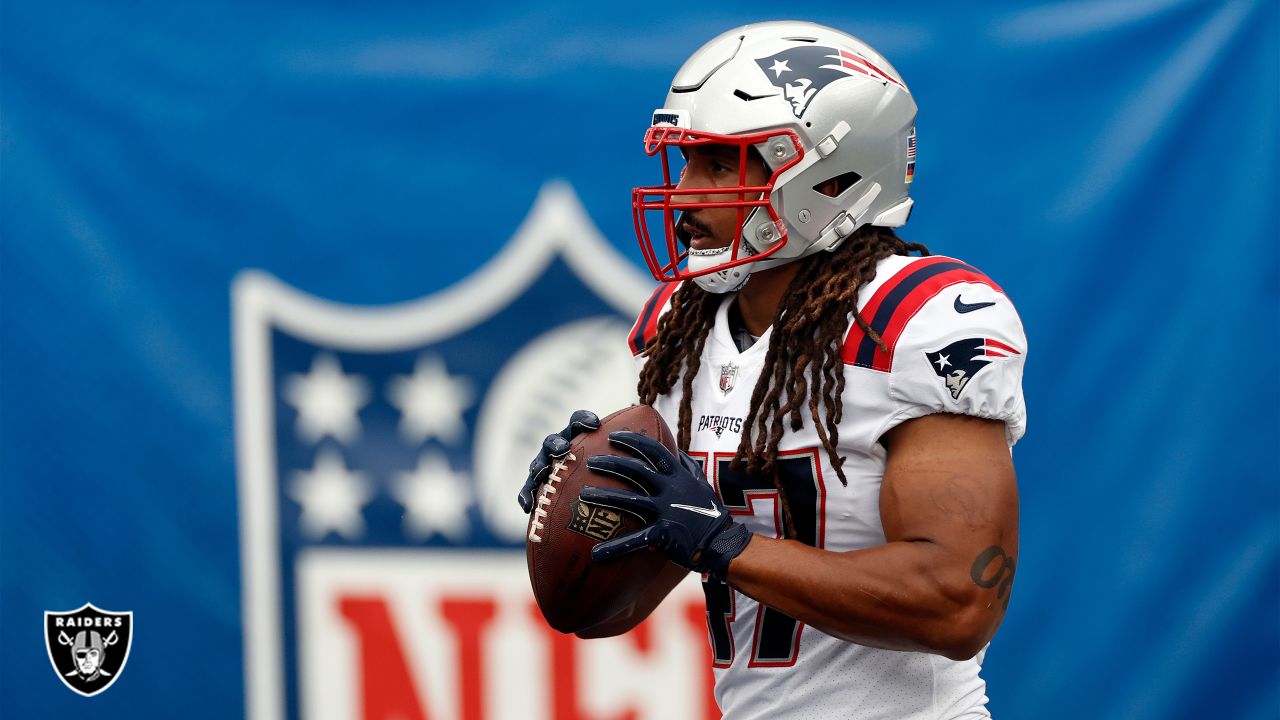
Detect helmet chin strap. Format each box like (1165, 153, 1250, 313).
(688, 231, 795, 293)
(690, 252, 753, 293)
(686, 212, 797, 294)
(684, 206, 768, 294)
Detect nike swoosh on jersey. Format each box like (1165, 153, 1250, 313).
(670, 503, 722, 518)
(954, 296, 996, 314)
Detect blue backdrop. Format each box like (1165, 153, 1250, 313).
(3, 1, 1277, 718)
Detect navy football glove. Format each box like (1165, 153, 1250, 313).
(581, 431, 752, 579)
(517, 410, 601, 513)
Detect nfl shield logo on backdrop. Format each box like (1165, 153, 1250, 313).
(44, 603, 133, 697)
(233, 182, 714, 720)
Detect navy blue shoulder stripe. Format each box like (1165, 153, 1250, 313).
(630, 285, 671, 354)
(851, 260, 990, 369)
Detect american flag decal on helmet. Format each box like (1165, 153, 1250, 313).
(906, 126, 917, 184)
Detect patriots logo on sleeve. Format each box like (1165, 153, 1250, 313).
(926, 337, 1021, 399)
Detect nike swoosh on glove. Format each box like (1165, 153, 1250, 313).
(581, 431, 752, 579)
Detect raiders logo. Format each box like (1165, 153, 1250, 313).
(44, 603, 133, 697)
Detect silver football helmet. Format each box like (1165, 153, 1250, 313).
(632, 21, 917, 293)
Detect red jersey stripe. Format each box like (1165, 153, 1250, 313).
(841, 257, 956, 365)
(843, 258, 1004, 371)
(629, 282, 680, 356)
(985, 338, 1021, 355)
(866, 268, 998, 371)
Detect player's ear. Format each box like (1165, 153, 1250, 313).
(815, 172, 857, 198)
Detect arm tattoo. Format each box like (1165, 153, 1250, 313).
(970, 545, 1016, 610)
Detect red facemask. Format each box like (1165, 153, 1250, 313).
(631, 126, 805, 283)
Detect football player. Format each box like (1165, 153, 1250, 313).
(520, 21, 1025, 719)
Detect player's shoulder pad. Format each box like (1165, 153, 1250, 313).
(628, 281, 682, 357)
(842, 255, 1021, 372)
(844, 255, 1028, 443)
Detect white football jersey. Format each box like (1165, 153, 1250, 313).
(628, 254, 1027, 720)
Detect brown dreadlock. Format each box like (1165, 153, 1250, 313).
(636, 225, 928, 538)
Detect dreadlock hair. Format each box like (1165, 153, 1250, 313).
(636, 224, 928, 539)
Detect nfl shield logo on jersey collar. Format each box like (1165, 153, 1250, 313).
(719, 362, 738, 394)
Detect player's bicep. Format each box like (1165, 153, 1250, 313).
(880, 413, 1019, 607)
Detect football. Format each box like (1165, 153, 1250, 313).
(526, 404, 675, 634)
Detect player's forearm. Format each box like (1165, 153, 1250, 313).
(725, 535, 1007, 660)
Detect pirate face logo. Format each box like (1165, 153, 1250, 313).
(72, 631, 107, 678)
(45, 603, 133, 697)
(926, 337, 1021, 400)
(755, 45, 904, 118)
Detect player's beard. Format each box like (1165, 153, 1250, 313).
(675, 212, 715, 251)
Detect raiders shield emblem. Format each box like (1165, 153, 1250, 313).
(44, 603, 133, 697)
(719, 362, 738, 394)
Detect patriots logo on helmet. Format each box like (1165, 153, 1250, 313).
(755, 45, 903, 118)
(926, 337, 1021, 400)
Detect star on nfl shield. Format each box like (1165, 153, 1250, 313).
(233, 183, 714, 720)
